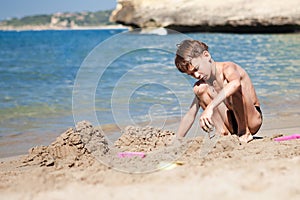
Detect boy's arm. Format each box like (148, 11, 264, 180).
(200, 63, 241, 128)
(177, 96, 200, 137)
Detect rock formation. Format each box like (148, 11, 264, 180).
(110, 0, 300, 33)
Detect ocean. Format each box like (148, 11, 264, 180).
(0, 29, 299, 157)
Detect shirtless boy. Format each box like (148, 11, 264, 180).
(175, 39, 262, 142)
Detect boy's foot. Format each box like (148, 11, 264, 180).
(239, 133, 253, 143)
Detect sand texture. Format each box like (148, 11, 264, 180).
(1, 120, 300, 200)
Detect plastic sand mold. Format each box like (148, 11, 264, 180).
(157, 161, 185, 170)
(274, 134, 300, 142)
(117, 152, 146, 158)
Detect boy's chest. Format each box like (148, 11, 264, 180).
(212, 75, 227, 92)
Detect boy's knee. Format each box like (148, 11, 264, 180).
(249, 115, 263, 134)
(193, 82, 209, 96)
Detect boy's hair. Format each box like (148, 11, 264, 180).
(175, 40, 209, 73)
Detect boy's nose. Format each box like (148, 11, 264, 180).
(194, 71, 200, 79)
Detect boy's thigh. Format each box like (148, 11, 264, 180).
(226, 109, 238, 134)
(215, 102, 236, 134)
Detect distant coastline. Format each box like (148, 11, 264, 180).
(0, 24, 129, 31)
(0, 10, 130, 31)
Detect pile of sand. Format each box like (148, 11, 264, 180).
(22, 120, 297, 173)
(111, 126, 195, 172)
(20, 121, 187, 172)
(19, 121, 213, 173)
(22, 121, 110, 169)
(114, 126, 176, 152)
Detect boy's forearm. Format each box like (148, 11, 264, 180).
(177, 114, 195, 137)
(208, 80, 241, 110)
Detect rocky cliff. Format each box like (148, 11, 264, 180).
(110, 0, 300, 33)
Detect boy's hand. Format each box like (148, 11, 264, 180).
(200, 107, 214, 132)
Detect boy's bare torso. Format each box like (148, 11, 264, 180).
(194, 61, 260, 109)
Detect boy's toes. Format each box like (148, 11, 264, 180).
(239, 133, 253, 143)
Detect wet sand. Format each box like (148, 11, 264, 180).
(0, 115, 300, 200)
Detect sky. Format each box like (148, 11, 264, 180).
(0, 0, 117, 20)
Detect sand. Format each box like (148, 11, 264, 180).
(0, 118, 300, 200)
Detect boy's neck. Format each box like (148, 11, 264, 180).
(207, 60, 217, 84)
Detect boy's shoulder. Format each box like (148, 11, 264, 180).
(219, 61, 237, 67)
(219, 61, 240, 72)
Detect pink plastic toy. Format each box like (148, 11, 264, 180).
(274, 134, 300, 142)
(117, 152, 146, 158)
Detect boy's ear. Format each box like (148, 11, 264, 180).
(203, 50, 209, 56)
(202, 50, 210, 57)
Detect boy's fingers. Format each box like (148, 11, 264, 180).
(204, 118, 213, 129)
(200, 118, 212, 132)
(207, 118, 213, 127)
(200, 117, 215, 132)
(202, 126, 209, 132)
(200, 119, 208, 132)
(200, 118, 205, 127)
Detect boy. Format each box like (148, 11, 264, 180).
(175, 40, 262, 143)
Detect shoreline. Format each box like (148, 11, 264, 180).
(0, 113, 299, 160)
(1, 125, 299, 162)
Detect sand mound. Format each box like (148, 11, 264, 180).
(213, 134, 241, 152)
(22, 121, 109, 168)
(21, 121, 182, 172)
(114, 126, 176, 152)
(20, 121, 259, 172)
(109, 126, 191, 173)
(21, 120, 242, 172)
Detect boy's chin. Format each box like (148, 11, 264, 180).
(199, 75, 207, 81)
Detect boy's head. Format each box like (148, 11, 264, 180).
(175, 40, 209, 73)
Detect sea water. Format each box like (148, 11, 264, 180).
(0, 29, 299, 157)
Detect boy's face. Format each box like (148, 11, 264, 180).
(186, 51, 211, 80)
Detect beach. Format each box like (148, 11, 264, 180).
(0, 29, 299, 200)
(0, 113, 300, 200)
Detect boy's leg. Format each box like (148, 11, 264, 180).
(231, 88, 262, 142)
(194, 83, 232, 135)
(242, 90, 262, 134)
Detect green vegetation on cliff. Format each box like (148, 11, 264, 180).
(4, 15, 52, 26)
(0, 10, 116, 28)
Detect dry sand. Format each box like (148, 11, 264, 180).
(0, 117, 300, 200)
